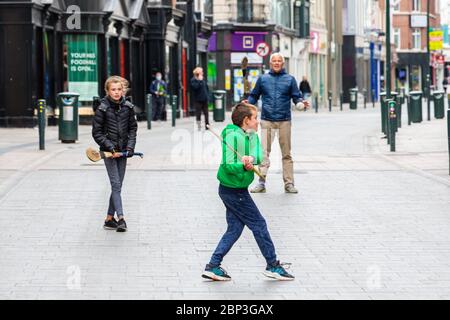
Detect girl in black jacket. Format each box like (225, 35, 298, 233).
(92, 76, 138, 232)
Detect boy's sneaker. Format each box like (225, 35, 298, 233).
(116, 218, 127, 232)
(103, 218, 118, 230)
(263, 261, 295, 281)
(250, 183, 266, 193)
(202, 264, 231, 281)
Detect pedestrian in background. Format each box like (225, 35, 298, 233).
(190, 67, 210, 131)
(149, 71, 167, 121)
(299, 76, 312, 100)
(247, 53, 309, 194)
(92, 76, 138, 232)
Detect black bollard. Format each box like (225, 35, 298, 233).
(146, 94, 152, 130)
(328, 91, 332, 112)
(38, 99, 46, 150)
(448, 106, 450, 176)
(372, 89, 375, 108)
(363, 89, 367, 109)
(315, 94, 319, 113)
(172, 95, 177, 127)
(388, 100, 397, 152)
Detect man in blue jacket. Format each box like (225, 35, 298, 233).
(247, 53, 309, 194)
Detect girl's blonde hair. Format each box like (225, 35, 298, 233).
(104, 76, 127, 93)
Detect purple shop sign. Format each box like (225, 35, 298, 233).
(208, 31, 268, 52)
(232, 32, 267, 52)
(208, 32, 217, 52)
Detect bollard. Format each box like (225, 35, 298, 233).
(407, 95, 411, 126)
(38, 99, 46, 150)
(171, 95, 177, 127)
(315, 94, 319, 113)
(388, 99, 397, 152)
(363, 89, 367, 109)
(340, 91, 343, 111)
(146, 93, 152, 130)
(372, 89, 375, 108)
(448, 106, 450, 175)
(328, 91, 332, 112)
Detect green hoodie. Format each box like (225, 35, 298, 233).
(217, 124, 264, 189)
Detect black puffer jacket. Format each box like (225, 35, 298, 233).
(92, 96, 138, 152)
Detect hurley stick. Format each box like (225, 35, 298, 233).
(206, 125, 266, 182)
(86, 147, 144, 162)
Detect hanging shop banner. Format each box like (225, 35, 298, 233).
(66, 34, 99, 101)
(429, 30, 444, 51)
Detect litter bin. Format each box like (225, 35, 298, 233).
(433, 90, 445, 119)
(409, 91, 423, 123)
(349, 88, 358, 110)
(57, 92, 80, 143)
(213, 90, 226, 122)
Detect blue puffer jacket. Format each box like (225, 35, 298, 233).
(248, 69, 303, 121)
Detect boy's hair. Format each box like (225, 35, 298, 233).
(104, 76, 125, 93)
(231, 102, 257, 127)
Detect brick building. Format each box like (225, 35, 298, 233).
(389, 0, 442, 93)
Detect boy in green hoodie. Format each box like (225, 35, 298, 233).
(202, 102, 294, 281)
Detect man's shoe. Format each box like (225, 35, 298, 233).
(250, 184, 266, 193)
(284, 184, 298, 194)
(116, 218, 127, 232)
(263, 261, 295, 281)
(202, 264, 231, 281)
(103, 218, 118, 230)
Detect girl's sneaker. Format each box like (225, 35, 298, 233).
(263, 261, 295, 281)
(103, 218, 118, 230)
(116, 218, 127, 232)
(202, 264, 232, 281)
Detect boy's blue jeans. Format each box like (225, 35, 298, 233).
(209, 184, 277, 267)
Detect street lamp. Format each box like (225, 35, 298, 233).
(386, 0, 391, 99)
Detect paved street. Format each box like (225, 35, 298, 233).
(0, 103, 449, 300)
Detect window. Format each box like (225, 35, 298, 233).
(272, 0, 291, 28)
(412, 0, 420, 12)
(412, 28, 421, 49)
(393, 28, 401, 49)
(294, 0, 310, 38)
(392, 0, 400, 11)
(237, 0, 253, 22)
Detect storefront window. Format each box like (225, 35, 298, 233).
(64, 34, 99, 102)
(410, 65, 422, 91)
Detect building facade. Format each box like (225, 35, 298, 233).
(309, 0, 328, 107)
(342, 0, 370, 102)
(326, 0, 343, 106)
(0, 0, 212, 127)
(391, 0, 441, 93)
(210, 0, 310, 109)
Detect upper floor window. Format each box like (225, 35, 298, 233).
(272, 0, 292, 28)
(393, 28, 401, 49)
(237, 0, 253, 22)
(412, 0, 421, 12)
(392, 0, 400, 11)
(412, 28, 421, 49)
